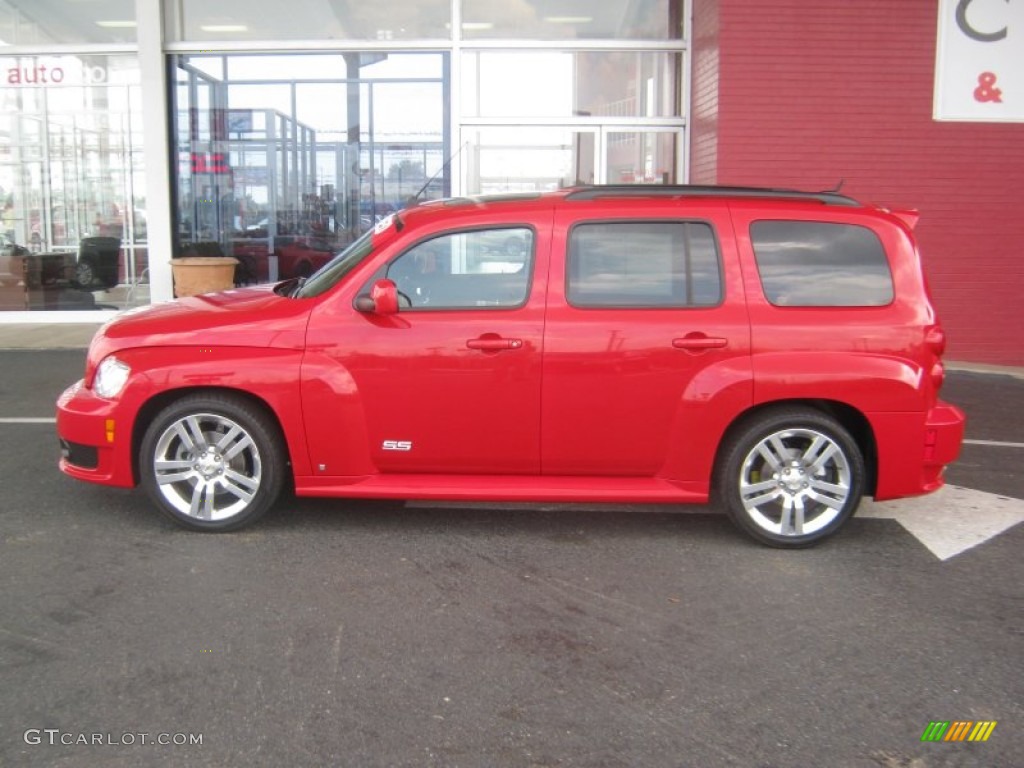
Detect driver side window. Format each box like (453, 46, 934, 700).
(386, 227, 534, 310)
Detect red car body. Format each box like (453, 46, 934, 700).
(56, 186, 964, 544)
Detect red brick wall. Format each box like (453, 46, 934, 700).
(689, 0, 720, 184)
(689, 0, 1024, 366)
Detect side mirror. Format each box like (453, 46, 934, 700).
(355, 278, 399, 315)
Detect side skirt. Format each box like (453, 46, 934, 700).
(293, 474, 709, 505)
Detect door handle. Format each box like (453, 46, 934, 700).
(672, 335, 728, 351)
(466, 336, 524, 351)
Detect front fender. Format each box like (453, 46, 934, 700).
(116, 346, 311, 478)
(297, 352, 377, 478)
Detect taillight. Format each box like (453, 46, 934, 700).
(925, 326, 947, 391)
(925, 326, 946, 356)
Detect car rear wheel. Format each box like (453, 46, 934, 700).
(716, 408, 865, 547)
(140, 393, 285, 532)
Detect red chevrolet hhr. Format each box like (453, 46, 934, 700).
(56, 186, 965, 546)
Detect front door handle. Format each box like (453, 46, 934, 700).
(466, 336, 524, 351)
(672, 335, 728, 351)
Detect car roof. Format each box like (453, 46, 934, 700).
(392, 184, 878, 233)
(406, 184, 862, 212)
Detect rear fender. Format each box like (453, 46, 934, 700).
(660, 356, 754, 485)
(753, 352, 926, 412)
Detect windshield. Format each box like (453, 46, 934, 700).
(294, 229, 376, 298)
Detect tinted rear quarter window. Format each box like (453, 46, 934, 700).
(750, 220, 893, 306)
(567, 221, 722, 308)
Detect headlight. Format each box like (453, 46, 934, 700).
(93, 357, 131, 399)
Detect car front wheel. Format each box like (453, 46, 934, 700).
(716, 408, 865, 547)
(140, 393, 286, 532)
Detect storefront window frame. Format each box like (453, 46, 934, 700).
(0, 0, 690, 321)
(0, 0, 139, 47)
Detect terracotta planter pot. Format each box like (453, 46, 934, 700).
(171, 257, 239, 297)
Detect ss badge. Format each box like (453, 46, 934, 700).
(382, 440, 413, 452)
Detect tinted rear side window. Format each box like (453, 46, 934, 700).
(567, 221, 722, 308)
(750, 221, 893, 306)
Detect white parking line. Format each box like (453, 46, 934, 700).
(860, 486, 1024, 560)
(964, 439, 1024, 448)
(0, 418, 56, 424)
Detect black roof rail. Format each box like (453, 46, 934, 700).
(564, 184, 861, 207)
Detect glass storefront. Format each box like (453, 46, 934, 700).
(460, 0, 682, 40)
(0, 54, 148, 310)
(0, 0, 137, 45)
(0, 0, 687, 313)
(167, 0, 452, 41)
(172, 52, 448, 283)
(461, 48, 683, 191)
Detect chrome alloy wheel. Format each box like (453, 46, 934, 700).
(738, 428, 852, 537)
(152, 412, 263, 521)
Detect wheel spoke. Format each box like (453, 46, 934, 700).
(222, 432, 256, 462)
(174, 417, 207, 455)
(756, 438, 787, 471)
(791, 496, 805, 535)
(156, 469, 196, 485)
(779, 496, 806, 536)
(808, 488, 847, 511)
(741, 479, 779, 509)
(800, 435, 829, 465)
(189, 483, 211, 519)
(215, 424, 244, 453)
(742, 478, 778, 497)
(744, 489, 780, 508)
(186, 416, 209, 449)
(778, 496, 794, 534)
(221, 470, 258, 503)
(809, 478, 848, 498)
(155, 459, 194, 471)
(808, 443, 839, 474)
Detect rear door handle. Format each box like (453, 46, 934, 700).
(466, 336, 523, 351)
(672, 335, 728, 351)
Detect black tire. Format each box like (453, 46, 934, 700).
(139, 393, 286, 532)
(74, 258, 96, 289)
(715, 407, 865, 548)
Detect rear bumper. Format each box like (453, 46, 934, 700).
(56, 379, 136, 488)
(872, 401, 966, 501)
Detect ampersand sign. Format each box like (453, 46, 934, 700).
(973, 71, 1003, 103)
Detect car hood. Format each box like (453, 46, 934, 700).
(86, 285, 311, 378)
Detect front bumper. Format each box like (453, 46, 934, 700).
(56, 379, 137, 488)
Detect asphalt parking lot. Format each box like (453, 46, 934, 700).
(1, 350, 1021, 767)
